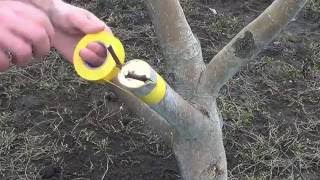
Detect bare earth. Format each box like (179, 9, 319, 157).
(0, 0, 319, 179)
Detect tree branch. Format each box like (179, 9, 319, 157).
(107, 81, 176, 144)
(196, 0, 308, 97)
(144, 0, 206, 99)
(116, 59, 227, 179)
(116, 59, 210, 139)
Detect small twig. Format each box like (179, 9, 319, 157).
(101, 158, 109, 180)
(107, 46, 122, 69)
(125, 71, 151, 82)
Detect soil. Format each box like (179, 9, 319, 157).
(0, 0, 319, 179)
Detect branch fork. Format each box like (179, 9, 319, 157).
(102, 0, 309, 179)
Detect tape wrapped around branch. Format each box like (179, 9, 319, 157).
(117, 59, 209, 138)
(117, 59, 167, 105)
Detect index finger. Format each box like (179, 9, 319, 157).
(68, 9, 107, 34)
(14, 3, 55, 46)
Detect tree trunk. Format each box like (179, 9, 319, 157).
(196, 0, 308, 97)
(144, 0, 206, 99)
(95, 0, 309, 179)
(115, 59, 227, 180)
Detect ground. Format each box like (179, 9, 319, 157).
(0, 0, 319, 179)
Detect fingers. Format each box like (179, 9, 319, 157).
(13, 1, 55, 44)
(80, 48, 106, 67)
(0, 51, 10, 72)
(80, 42, 108, 67)
(52, 27, 82, 64)
(87, 42, 108, 58)
(23, 12, 55, 45)
(104, 26, 113, 35)
(0, 1, 55, 71)
(11, 22, 51, 58)
(48, 1, 113, 65)
(68, 9, 106, 34)
(0, 29, 32, 66)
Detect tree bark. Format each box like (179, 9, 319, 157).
(173, 102, 226, 180)
(99, 0, 308, 180)
(144, 0, 206, 99)
(116, 59, 211, 138)
(116, 59, 227, 180)
(196, 0, 309, 97)
(107, 82, 176, 144)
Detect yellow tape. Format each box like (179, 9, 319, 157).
(140, 74, 166, 105)
(73, 32, 166, 105)
(73, 31, 125, 81)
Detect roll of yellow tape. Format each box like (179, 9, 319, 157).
(73, 31, 125, 82)
(140, 73, 166, 105)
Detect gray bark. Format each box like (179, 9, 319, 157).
(99, 0, 309, 180)
(116, 60, 227, 180)
(196, 0, 309, 97)
(107, 81, 176, 144)
(144, 0, 206, 99)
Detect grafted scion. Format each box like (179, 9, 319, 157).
(124, 71, 151, 82)
(107, 45, 122, 68)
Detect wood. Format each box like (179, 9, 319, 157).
(101, 0, 308, 179)
(107, 82, 176, 145)
(117, 60, 227, 179)
(196, 0, 308, 97)
(144, 0, 206, 98)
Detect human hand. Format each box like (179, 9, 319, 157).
(50, 1, 109, 66)
(0, 1, 54, 71)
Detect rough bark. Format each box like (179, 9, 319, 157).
(144, 0, 206, 99)
(143, 0, 228, 179)
(196, 0, 309, 97)
(173, 101, 226, 180)
(116, 60, 227, 180)
(107, 82, 176, 144)
(112, 88, 227, 180)
(98, 0, 308, 180)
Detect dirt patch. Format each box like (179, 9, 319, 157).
(1, 0, 320, 179)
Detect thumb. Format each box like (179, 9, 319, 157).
(53, 28, 81, 63)
(53, 27, 113, 64)
(68, 10, 106, 34)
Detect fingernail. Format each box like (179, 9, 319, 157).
(98, 20, 106, 27)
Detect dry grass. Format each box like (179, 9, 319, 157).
(0, 0, 319, 179)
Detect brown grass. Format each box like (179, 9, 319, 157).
(0, 0, 319, 179)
